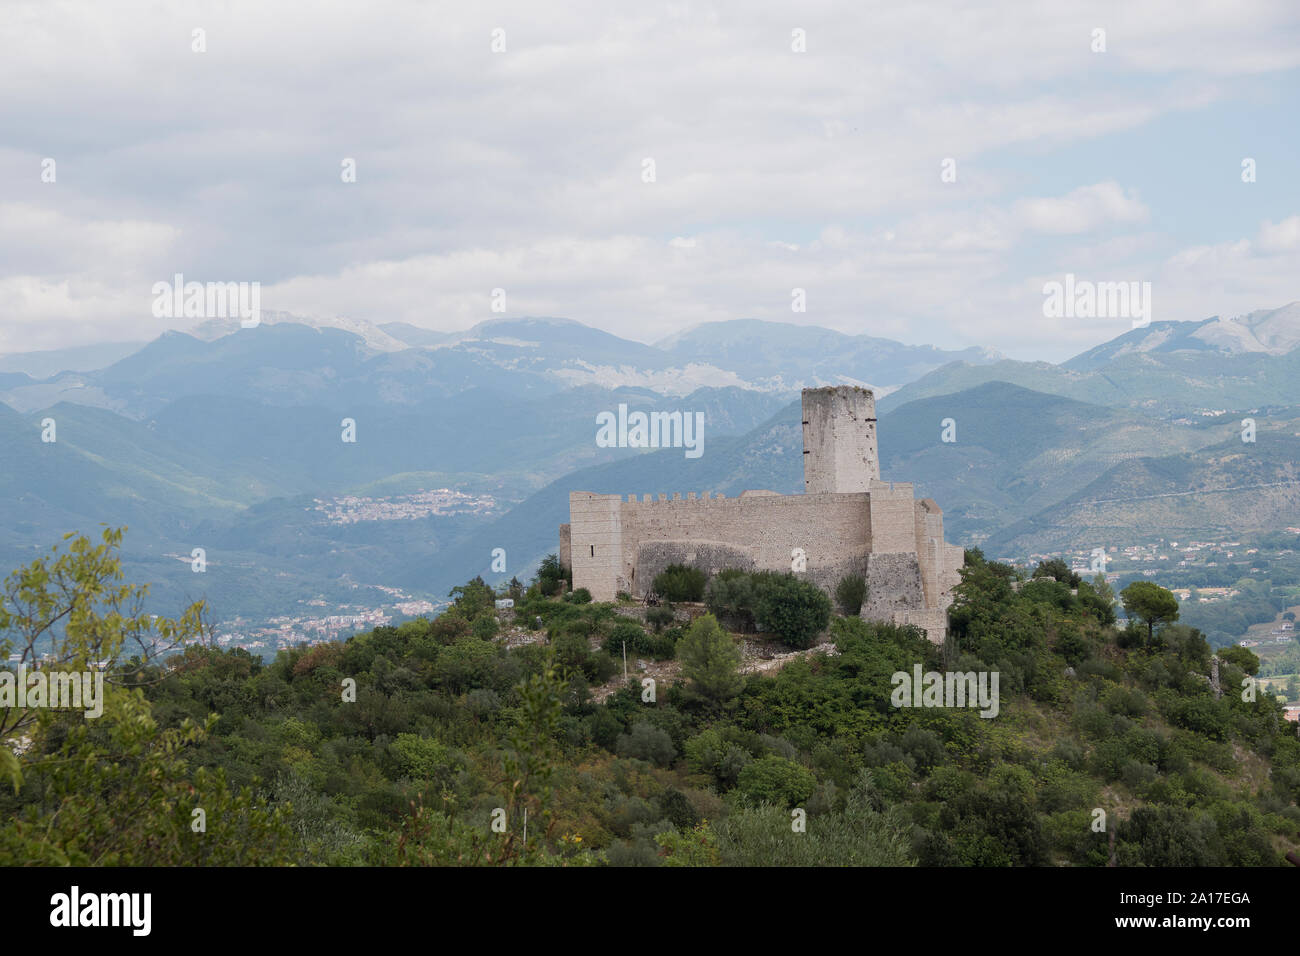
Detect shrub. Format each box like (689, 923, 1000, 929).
(471, 615, 499, 640)
(705, 569, 757, 632)
(563, 587, 592, 605)
(753, 573, 831, 648)
(653, 564, 707, 603)
(736, 755, 817, 808)
(834, 575, 867, 616)
(645, 606, 676, 632)
(616, 721, 677, 767)
(602, 620, 678, 660)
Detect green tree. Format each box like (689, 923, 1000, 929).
(536, 554, 570, 596)
(0, 530, 291, 864)
(1119, 581, 1180, 646)
(1217, 645, 1260, 676)
(678, 613, 743, 704)
(0, 711, 295, 865)
(1032, 557, 1081, 589)
(754, 573, 831, 648)
(448, 575, 495, 618)
(0, 528, 206, 791)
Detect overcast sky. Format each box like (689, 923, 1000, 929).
(2, 0, 1298, 361)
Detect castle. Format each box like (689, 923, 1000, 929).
(558, 386, 964, 643)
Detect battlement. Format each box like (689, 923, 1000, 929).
(571, 489, 880, 511)
(623, 491, 729, 503)
(573, 484, 915, 508)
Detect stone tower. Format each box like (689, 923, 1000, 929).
(801, 386, 879, 494)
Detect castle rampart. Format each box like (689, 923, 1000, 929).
(560, 386, 962, 643)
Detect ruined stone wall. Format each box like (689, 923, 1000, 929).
(802, 386, 879, 493)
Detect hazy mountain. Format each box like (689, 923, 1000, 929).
(0, 341, 146, 378)
(189, 310, 410, 352)
(4, 306, 1298, 626)
(3, 315, 1014, 418)
(657, 318, 1001, 391)
(1065, 302, 1300, 370)
(987, 410, 1300, 555)
(378, 322, 455, 347)
(882, 342, 1300, 418)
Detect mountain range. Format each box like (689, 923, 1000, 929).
(1, 303, 1297, 630)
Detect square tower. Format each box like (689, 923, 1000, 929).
(802, 386, 879, 493)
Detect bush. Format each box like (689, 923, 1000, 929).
(653, 564, 707, 603)
(736, 755, 817, 808)
(645, 606, 676, 632)
(834, 575, 867, 616)
(705, 569, 757, 632)
(753, 573, 831, 648)
(602, 620, 678, 660)
(616, 721, 677, 766)
(563, 587, 592, 605)
(537, 554, 571, 596)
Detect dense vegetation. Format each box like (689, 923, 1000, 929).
(2, 533, 1298, 866)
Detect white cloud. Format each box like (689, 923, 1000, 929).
(0, 0, 1296, 361)
(1012, 182, 1149, 235)
(1257, 216, 1300, 253)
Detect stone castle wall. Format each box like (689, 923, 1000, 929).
(562, 386, 962, 643)
(567, 489, 875, 601)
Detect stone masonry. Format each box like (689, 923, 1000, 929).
(559, 385, 963, 643)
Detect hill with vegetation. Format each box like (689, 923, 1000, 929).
(2, 531, 1296, 866)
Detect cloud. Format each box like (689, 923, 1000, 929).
(1257, 216, 1300, 253)
(1012, 182, 1149, 235)
(0, 0, 1297, 361)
